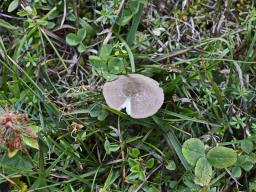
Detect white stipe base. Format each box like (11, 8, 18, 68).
(118, 97, 131, 115)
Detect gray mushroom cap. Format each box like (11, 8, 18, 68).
(103, 74, 164, 119)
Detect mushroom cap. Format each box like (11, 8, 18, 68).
(103, 74, 164, 119)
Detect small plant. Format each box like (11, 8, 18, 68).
(66, 28, 87, 53)
(89, 43, 127, 80)
(182, 138, 237, 188)
(95, 1, 117, 25)
(230, 115, 247, 130)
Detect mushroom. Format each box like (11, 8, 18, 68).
(103, 74, 164, 119)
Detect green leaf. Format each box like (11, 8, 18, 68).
(104, 139, 120, 154)
(66, 33, 81, 46)
(8, 149, 19, 158)
(0, 19, 17, 30)
(146, 158, 155, 169)
(77, 43, 86, 53)
(102, 73, 117, 81)
(147, 186, 160, 192)
(89, 55, 108, 72)
(77, 28, 87, 40)
(8, 0, 19, 12)
(182, 138, 205, 166)
(47, 21, 56, 29)
(241, 139, 254, 154)
(126, 172, 139, 181)
(231, 166, 242, 178)
(241, 162, 254, 171)
(8, 82, 20, 97)
(130, 164, 140, 172)
(237, 155, 254, 171)
(117, 10, 134, 26)
(17, 6, 33, 16)
(29, 125, 42, 133)
(102, 168, 113, 190)
(0, 153, 33, 172)
(79, 19, 95, 36)
(22, 135, 39, 149)
(129, 148, 140, 158)
(194, 157, 212, 187)
(47, 9, 58, 20)
(249, 181, 256, 192)
(104, 139, 111, 154)
(128, 0, 141, 14)
(249, 153, 256, 164)
(108, 57, 125, 74)
(89, 105, 108, 121)
(99, 44, 113, 58)
(166, 160, 176, 171)
(138, 171, 146, 181)
(128, 158, 140, 167)
(30, 178, 49, 190)
(207, 146, 237, 168)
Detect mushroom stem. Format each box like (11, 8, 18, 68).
(119, 97, 131, 115)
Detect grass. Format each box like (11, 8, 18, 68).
(0, 0, 256, 191)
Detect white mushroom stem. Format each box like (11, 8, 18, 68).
(118, 97, 131, 115)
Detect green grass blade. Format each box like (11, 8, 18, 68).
(127, 3, 144, 46)
(119, 37, 135, 73)
(153, 116, 190, 170)
(0, 37, 8, 92)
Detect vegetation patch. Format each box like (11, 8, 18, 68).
(0, 0, 256, 191)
